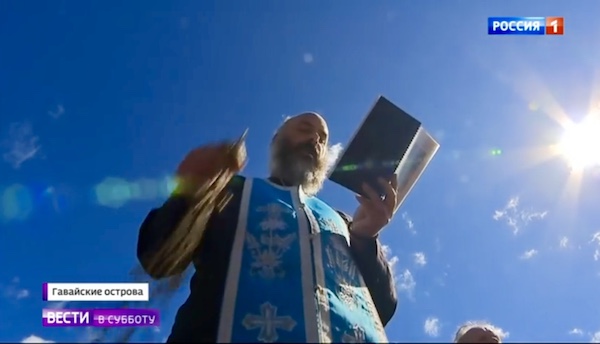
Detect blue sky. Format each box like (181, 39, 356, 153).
(1, 0, 600, 342)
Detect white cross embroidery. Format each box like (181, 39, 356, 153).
(326, 238, 358, 280)
(246, 203, 297, 279)
(325, 237, 361, 309)
(242, 302, 297, 343)
(257, 203, 292, 231)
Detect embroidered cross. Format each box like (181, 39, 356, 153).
(257, 203, 292, 231)
(326, 238, 358, 281)
(246, 203, 297, 279)
(242, 302, 297, 343)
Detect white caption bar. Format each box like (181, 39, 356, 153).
(43, 283, 149, 302)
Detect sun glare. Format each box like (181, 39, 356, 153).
(557, 115, 600, 170)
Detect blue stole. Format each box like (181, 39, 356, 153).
(216, 178, 389, 343)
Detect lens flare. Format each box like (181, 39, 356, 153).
(94, 177, 132, 209)
(1, 184, 33, 222)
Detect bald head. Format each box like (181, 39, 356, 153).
(455, 323, 503, 343)
(277, 112, 328, 145)
(270, 112, 331, 195)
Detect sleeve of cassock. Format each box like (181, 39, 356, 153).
(336, 210, 398, 327)
(136, 176, 245, 279)
(136, 195, 193, 279)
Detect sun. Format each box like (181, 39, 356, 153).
(557, 115, 600, 170)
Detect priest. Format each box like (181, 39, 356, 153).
(137, 112, 399, 342)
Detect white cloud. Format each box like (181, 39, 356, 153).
(520, 249, 538, 260)
(591, 232, 600, 261)
(1, 277, 30, 300)
(568, 328, 583, 335)
(401, 212, 416, 233)
(424, 317, 440, 337)
(2, 122, 41, 169)
(15, 289, 29, 298)
(592, 232, 600, 244)
(397, 269, 416, 299)
(21, 335, 54, 343)
(381, 245, 399, 273)
(414, 252, 427, 267)
(592, 331, 600, 343)
(48, 104, 65, 119)
(303, 53, 314, 64)
(560, 236, 569, 248)
(493, 196, 548, 234)
(382, 245, 415, 299)
(435, 271, 449, 287)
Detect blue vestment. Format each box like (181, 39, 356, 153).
(216, 178, 389, 343)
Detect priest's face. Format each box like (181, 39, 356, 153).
(270, 112, 330, 196)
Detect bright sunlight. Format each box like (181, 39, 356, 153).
(557, 114, 600, 170)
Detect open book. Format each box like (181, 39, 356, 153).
(328, 96, 440, 209)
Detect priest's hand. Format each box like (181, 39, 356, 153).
(351, 176, 399, 238)
(175, 142, 246, 197)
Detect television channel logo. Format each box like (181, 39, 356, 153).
(488, 17, 564, 35)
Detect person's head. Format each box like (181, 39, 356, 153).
(269, 112, 331, 196)
(454, 321, 505, 343)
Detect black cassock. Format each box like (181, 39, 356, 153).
(136, 176, 398, 342)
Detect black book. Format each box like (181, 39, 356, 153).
(328, 96, 439, 209)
